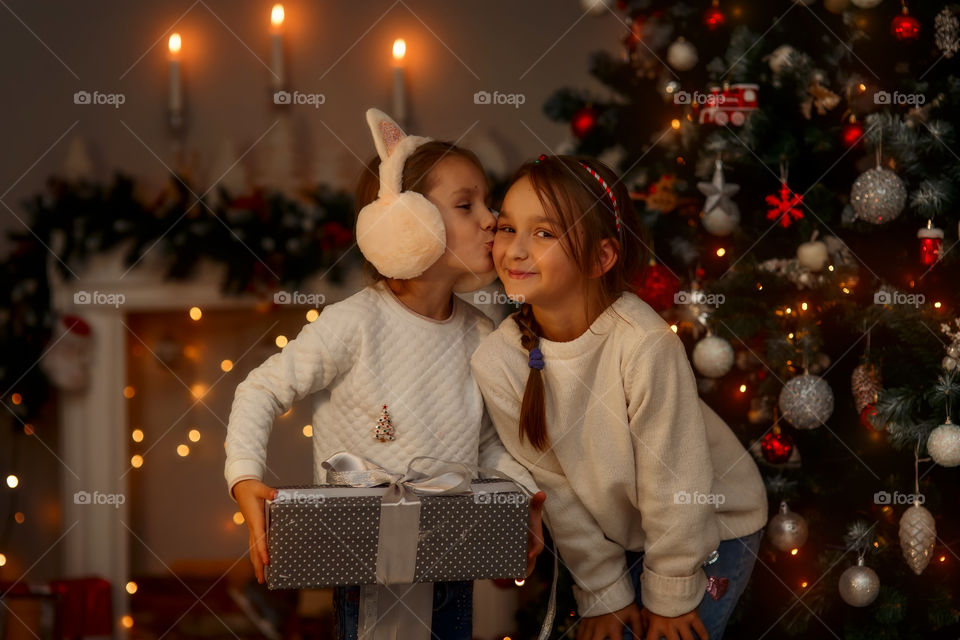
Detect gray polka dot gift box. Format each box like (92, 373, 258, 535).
(264, 453, 530, 590)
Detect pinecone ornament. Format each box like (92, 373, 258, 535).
(374, 404, 395, 442)
(899, 503, 936, 575)
(851, 363, 882, 413)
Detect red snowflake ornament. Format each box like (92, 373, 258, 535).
(765, 181, 804, 228)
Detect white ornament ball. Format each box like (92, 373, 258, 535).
(838, 557, 880, 607)
(693, 335, 735, 378)
(851, 167, 907, 224)
(768, 501, 809, 552)
(797, 239, 829, 271)
(667, 38, 698, 71)
(768, 45, 797, 74)
(701, 206, 740, 236)
(927, 419, 960, 467)
(779, 373, 834, 429)
(580, 0, 612, 15)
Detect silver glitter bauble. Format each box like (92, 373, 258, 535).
(851, 167, 907, 224)
(693, 335, 735, 378)
(779, 373, 834, 430)
(899, 503, 936, 575)
(838, 556, 880, 607)
(768, 500, 809, 552)
(927, 418, 960, 467)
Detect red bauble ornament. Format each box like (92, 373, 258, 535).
(842, 118, 865, 148)
(891, 8, 920, 41)
(571, 106, 598, 139)
(917, 221, 944, 266)
(703, 1, 725, 30)
(631, 263, 680, 312)
(761, 429, 794, 464)
(860, 404, 882, 431)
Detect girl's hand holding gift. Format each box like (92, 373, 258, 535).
(232, 479, 278, 584)
(576, 603, 644, 640)
(640, 606, 709, 640)
(526, 490, 547, 576)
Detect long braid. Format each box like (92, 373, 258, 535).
(514, 303, 549, 450)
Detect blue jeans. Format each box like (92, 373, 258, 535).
(333, 581, 473, 640)
(622, 529, 763, 640)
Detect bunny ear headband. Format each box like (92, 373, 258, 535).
(356, 108, 496, 293)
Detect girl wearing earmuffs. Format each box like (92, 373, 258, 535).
(224, 109, 546, 640)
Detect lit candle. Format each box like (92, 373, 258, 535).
(168, 33, 183, 128)
(270, 4, 285, 90)
(392, 38, 406, 125)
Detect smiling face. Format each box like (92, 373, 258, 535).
(493, 175, 587, 310)
(424, 155, 497, 279)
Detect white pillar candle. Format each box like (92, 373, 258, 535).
(168, 33, 183, 126)
(392, 38, 406, 125)
(270, 4, 285, 90)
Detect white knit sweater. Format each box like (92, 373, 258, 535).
(224, 280, 537, 498)
(471, 292, 768, 618)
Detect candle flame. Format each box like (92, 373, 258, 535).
(271, 4, 285, 27)
(168, 33, 182, 55)
(392, 38, 406, 61)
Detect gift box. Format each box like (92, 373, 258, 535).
(264, 459, 530, 590)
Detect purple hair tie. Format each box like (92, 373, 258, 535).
(528, 347, 545, 370)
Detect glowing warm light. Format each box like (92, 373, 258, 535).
(934, 302, 942, 309)
(739, 384, 747, 393)
(14, 512, 24, 524)
(121, 615, 134, 629)
(233, 512, 245, 525)
(790, 548, 799, 556)
(126, 581, 138, 595)
(514, 579, 525, 587)
(785, 307, 792, 315)
(183, 345, 200, 360)
(191, 384, 208, 399)
(132, 429, 144, 443)
(131, 455, 144, 468)
(123, 386, 136, 399)
(842, 287, 851, 294)
(828, 265, 835, 271)
(271, 4, 285, 27)
(788, 333, 794, 340)
(168, 33, 181, 55)
(221, 359, 234, 372)
(392, 38, 406, 61)
(671, 119, 681, 130)
(940, 555, 947, 562)
(189, 429, 201, 442)
(800, 581, 808, 588)
(306, 309, 320, 322)
(716, 248, 726, 257)
(0, 554, 6, 567)
(6, 475, 19, 488)
(11, 393, 22, 405)
(858, 83, 866, 92)
(801, 302, 808, 311)
(177, 444, 190, 457)
(276, 335, 288, 348)
(189, 307, 202, 321)
(23, 424, 34, 436)
(303, 424, 313, 437)
(670, 324, 678, 333)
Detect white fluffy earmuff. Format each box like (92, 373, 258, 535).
(356, 109, 445, 280)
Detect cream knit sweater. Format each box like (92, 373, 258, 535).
(224, 280, 537, 499)
(471, 292, 767, 618)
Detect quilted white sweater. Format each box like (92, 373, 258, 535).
(471, 292, 768, 618)
(224, 280, 537, 498)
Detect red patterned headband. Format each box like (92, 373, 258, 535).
(577, 161, 621, 232)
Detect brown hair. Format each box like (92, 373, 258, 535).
(353, 140, 486, 283)
(511, 155, 649, 450)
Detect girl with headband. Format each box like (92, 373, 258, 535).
(471, 155, 767, 640)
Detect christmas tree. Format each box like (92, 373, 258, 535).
(519, 1, 960, 637)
